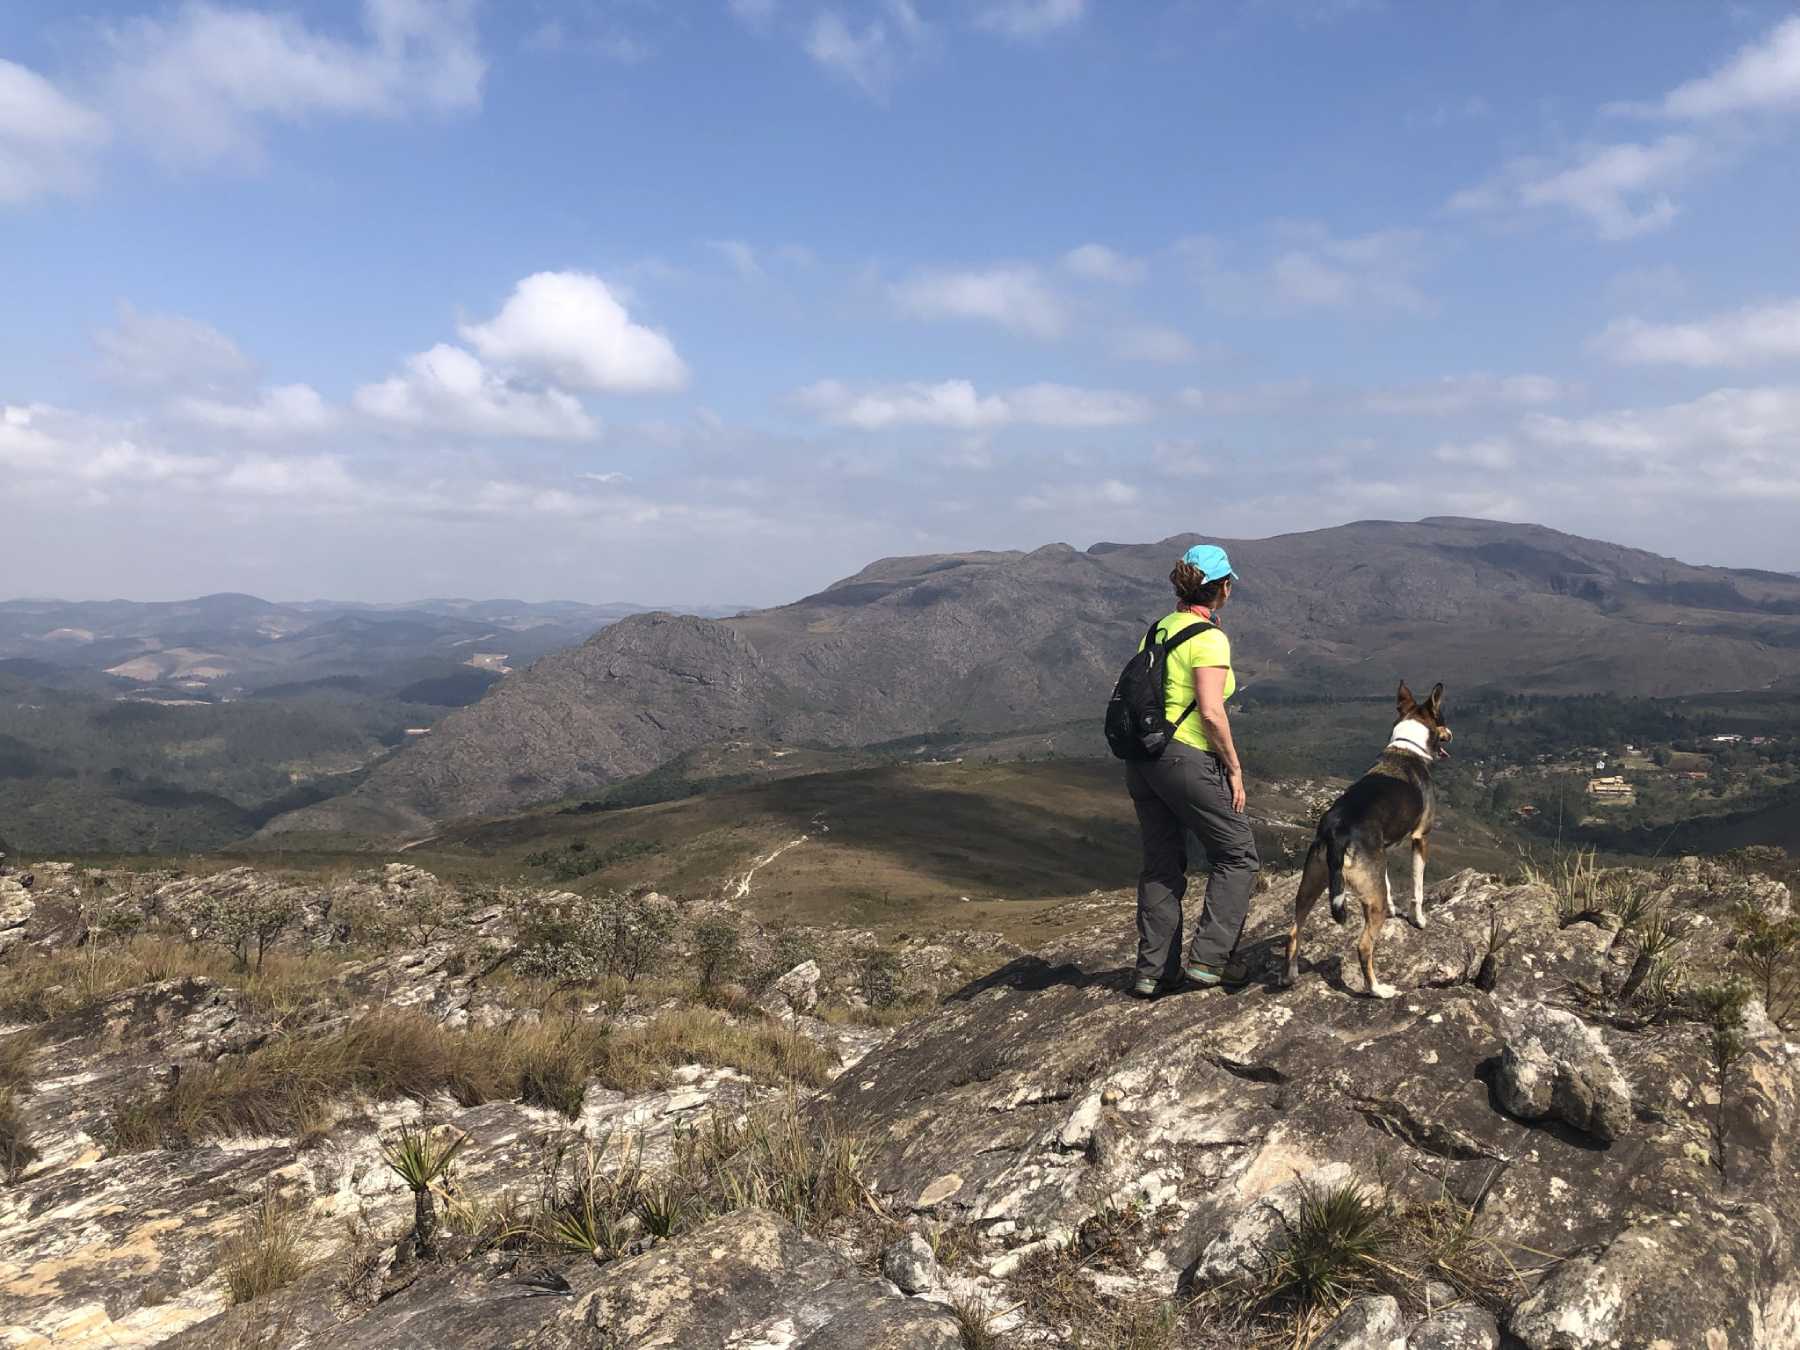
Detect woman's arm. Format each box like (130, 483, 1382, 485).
(1193, 665, 1245, 813)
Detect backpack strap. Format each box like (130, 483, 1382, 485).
(1158, 619, 1217, 732)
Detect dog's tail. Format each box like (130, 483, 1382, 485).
(1325, 825, 1352, 925)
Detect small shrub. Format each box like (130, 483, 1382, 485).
(953, 1293, 1002, 1350)
(1617, 905, 1689, 1006)
(692, 917, 741, 989)
(170, 886, 304, 973)
(752, 929, 820, 994)
(1729, 898, 1800, 1031)
(1, 1088, 38, 1182)
(1693, 980, 1752, 1184)
(381, 1122, 471, 1260)
(859, 950, 904, 1010)
(0, 1030, 38, 1092)
(1254, 1180, 1394, 1318)
(526, 839, 662, 882)
(515, 889, 677, 986)
(219, 1192, 308, 1304)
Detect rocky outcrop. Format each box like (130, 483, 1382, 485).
(819, 868, 1800, 1346)
(6, 860, 1800, 1347)
(1493, 1000, 1633, 1141)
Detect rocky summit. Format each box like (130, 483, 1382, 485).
(1, 855, 1798, 1347)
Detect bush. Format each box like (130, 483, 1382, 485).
(515, 889, 677, 986)
(524, 839, 662, 883)
(1, 1088, 37, 1182)
(859, 950, 904, 1010)
(692, 917, 741, 989)
(170, 886, 304, 973)
(219, 1192, 308, 1304)
(1730, 899, 1800, 1031)
(104, 1006, 834, 1151)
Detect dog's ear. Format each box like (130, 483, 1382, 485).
(1426, 683, 1444, 716)
(1397, 680, 1416, 715)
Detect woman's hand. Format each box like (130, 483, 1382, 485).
(1227, 764, 1247, 814)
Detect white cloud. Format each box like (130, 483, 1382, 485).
(1432, 438, 1517, 471)
(1112, 326, 1203, 365)
(728, 0, 780, 30)
(102, 0, 485, 166)
(1017, 478, 1139, 512)
(1358, 373, 1566, 415)
(219, 454, 360, 499)
(890, 265, 1069, 338)
(459, 271, 689, 394)
(1523, 385, 1800, 461)
(95, 302, 258, 393)
(1592, 299, 1800, 368)
(796, 379, 1152, 429)
(1268, 225, 1432, 312)
(1178, 379, 1320, 415)
(1062, 243, 1146, 284)
(1655, 15, 1800, 120)
(709, 239, 763, 281)
(1455, 17, 1800, 241)
(0, 58, 110, 205)
(805, 2, 928, 96)
(354, 343, 598, 439)
(1453, 135, 1704, 240)
(976, 0, 1087, 40)
(171, 384, 338, 436)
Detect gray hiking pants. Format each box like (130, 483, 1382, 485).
(1126, 741, 1261, 982)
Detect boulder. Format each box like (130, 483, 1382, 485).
(879, 1230, 941, 1294)
(1314, 1294, 1407, 1350)
(1190, 1164, 1355, 1288)
(0, 880, 32, 956)
(575, 1209, 961, 1349)
(1409, 1304, 1500, 1350)
(1493, 1001, 1632, 1142)
(761, 959, 823, 1017)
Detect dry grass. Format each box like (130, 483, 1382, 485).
(1191, 1181, 1513, 1346)
(0, 937, 355, 1024)
(107, 1005, 836, 1151)
(514, 1099, 870, 1263)
(1, 1088, 38, 1182)
(0, 1029, 39, 1092)
(218, 1192, 309, 1304)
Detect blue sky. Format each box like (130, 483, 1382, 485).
(4, 0, 1800, 604)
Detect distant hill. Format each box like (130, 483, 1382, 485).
(261, 517, 1800, 841)
(0, 594, 742, 702)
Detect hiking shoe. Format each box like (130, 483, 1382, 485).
(1183, 958, 1251, 989)
(1129, 975, 1187, 999)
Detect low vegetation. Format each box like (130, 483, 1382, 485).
(381, 1122, 470, 1261)
(218, 1192, 309, 1305)
(105, 1006, 834, 1151)
(513, 888, 677, 986)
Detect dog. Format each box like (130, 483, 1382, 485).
(1282, 680, 1452, 999)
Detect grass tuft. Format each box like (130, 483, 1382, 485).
(106, 1006, 834, 1151)
(1, 1088, 38, 1182)
(219, 1192, 309, 1305)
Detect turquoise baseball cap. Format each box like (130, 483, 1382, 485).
(1181, 543, 1237, 581)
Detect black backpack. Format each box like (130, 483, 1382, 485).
(1104, 618, 1215, 761)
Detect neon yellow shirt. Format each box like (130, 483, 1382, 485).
(1140, 610, 1235, 751)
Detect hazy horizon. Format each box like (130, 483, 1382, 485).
(8, 2, 1800, 604)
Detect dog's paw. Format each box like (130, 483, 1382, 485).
(1277, 968, 1297, 989)
(1408, 907, 1427, 930)
(1367, 981, 1399, 1000)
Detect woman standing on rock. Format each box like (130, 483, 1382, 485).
(1126, 543, 1260, 998)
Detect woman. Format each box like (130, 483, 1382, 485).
(1126, 542, 1260, 997)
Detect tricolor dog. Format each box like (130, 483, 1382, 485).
(1282, 681, 1452, 999)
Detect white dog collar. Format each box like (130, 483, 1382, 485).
(1387, 719, 1434, 761)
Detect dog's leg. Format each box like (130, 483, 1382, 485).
(1409, 834, 1429, 930)
(1351, 850, 1397, 999)
(1285, 839, 1328, 988)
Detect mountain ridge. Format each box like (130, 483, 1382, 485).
(258, 516, 1800, 841)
